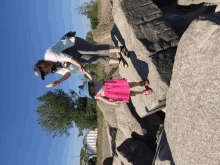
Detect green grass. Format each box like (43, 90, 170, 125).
(87, 1, 100, 30)
(96, 106, 104, 165)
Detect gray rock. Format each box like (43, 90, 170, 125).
(153, 130, 175, 165)
(97, 100, 118, 128)
(215, 3, 220, 12)
(120, 0, 179, 53)
(177, 0, 220, 5)
(151, 48, 177, 86)
(117, 133, 155, 165)
(162, 3, 217, 38)
(115, 103, 144, 138)
(112, 156, 123, 165)
(112, 0, 170, 116)
(116, 149, 133, 165)
(103, 157, 114, 165)
(115, 129, 127, 148)
(165, 12, 220, 165)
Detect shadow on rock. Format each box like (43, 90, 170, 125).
(129, 51, 150, 80)
(117, 132, 156, 165)
(103, 157, 113, 165)
(127, 98, 165, 137)
(150, 47, 177, 86)
(152, 130, 175, 165)
(111, 24, 125, 48)
(109, 126, 118, 156)
(111, 24, 150, 80)
(152, 0, 217, 38)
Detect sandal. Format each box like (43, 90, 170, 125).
(139, 80, 149, 86)
(143, 89, 152, 95)
(118, 57, 128, 68)
(120, 44, 130, 58)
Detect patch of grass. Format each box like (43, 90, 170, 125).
(87, 2, 100, 30)
(96, 105, 104, 165)
(96, 0, 102, 21)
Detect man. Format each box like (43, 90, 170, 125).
(33, 31, 129, 87)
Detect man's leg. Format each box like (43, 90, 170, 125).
(109, 45, 120, 53)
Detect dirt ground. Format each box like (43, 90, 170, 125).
(94, 0, 117, 163)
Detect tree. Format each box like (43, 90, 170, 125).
(75, 0, 97, 16)
(74, 0, 100, 30)
(35, 89, 97, 138)
(80, 144, 89, 165)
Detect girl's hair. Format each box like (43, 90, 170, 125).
(88, 81, 95, 98)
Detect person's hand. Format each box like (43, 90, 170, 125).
(52, 81, 60, 87)
(79, 65, 86, 73)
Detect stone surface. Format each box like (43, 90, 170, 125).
(161, 3, 217, 38)
(215, 3, 220, 12)
(165, 12, 220, 165)
(103, 157, 114, 165)
(151, 48, 177, 86)
(112, 155, 123, 165)
(120, 0, 179, 54)
(117, 134, 155, 165)
(177, 0, 220, 5)
(153, 130, 175, 165)
(102, 120, 112, 164)
(97, 100, 118, 128)
(115, 103, 144, 138)
(112, 0, 170, 117)
(116, 149, 133, 165)
(115, 129, 127, 148)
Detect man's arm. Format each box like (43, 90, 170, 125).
(70, 58, 86, 72)
(52, 72, 71, 87)
(84, 71, 96, 82)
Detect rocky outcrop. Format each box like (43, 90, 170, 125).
(97, 100, 118, 128)
(177, 0, 220, 5)
(120, 0, 179, 54)
(165, 12, 220, 165)
(115, 103, 144, 139)
(117, 133, 155, 165)
(94, 0, 219, 165)
(112, 156, 123, 165)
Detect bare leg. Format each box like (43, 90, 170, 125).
(109, 45, 120, 53)
(109, 57, 128, 68)
(128, 82, 141, 88)
(130, 91, 144, 96)
(109, 57, 119, 64)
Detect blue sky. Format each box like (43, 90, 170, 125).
(0, 0, 93, 164)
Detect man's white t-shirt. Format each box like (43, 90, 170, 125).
(44, 37, 79, 75)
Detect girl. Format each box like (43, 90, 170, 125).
(79, 70, 152, 105)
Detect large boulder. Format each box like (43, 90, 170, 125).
(153, 130, 175, 165)
(112, 155, 123, 165)
(165, 12, 220, 164)
(151, 48, 177, 86)
(161, 3, 217, 38)
(116, 133, 155, 165)
(112, 0, 171, 116)
(115, 103, 144, 138)
(177, 0, 220, 5)
(120, 0, 179, 54)
(115, 129, 127, 148)
(97, 100, 118, 128)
